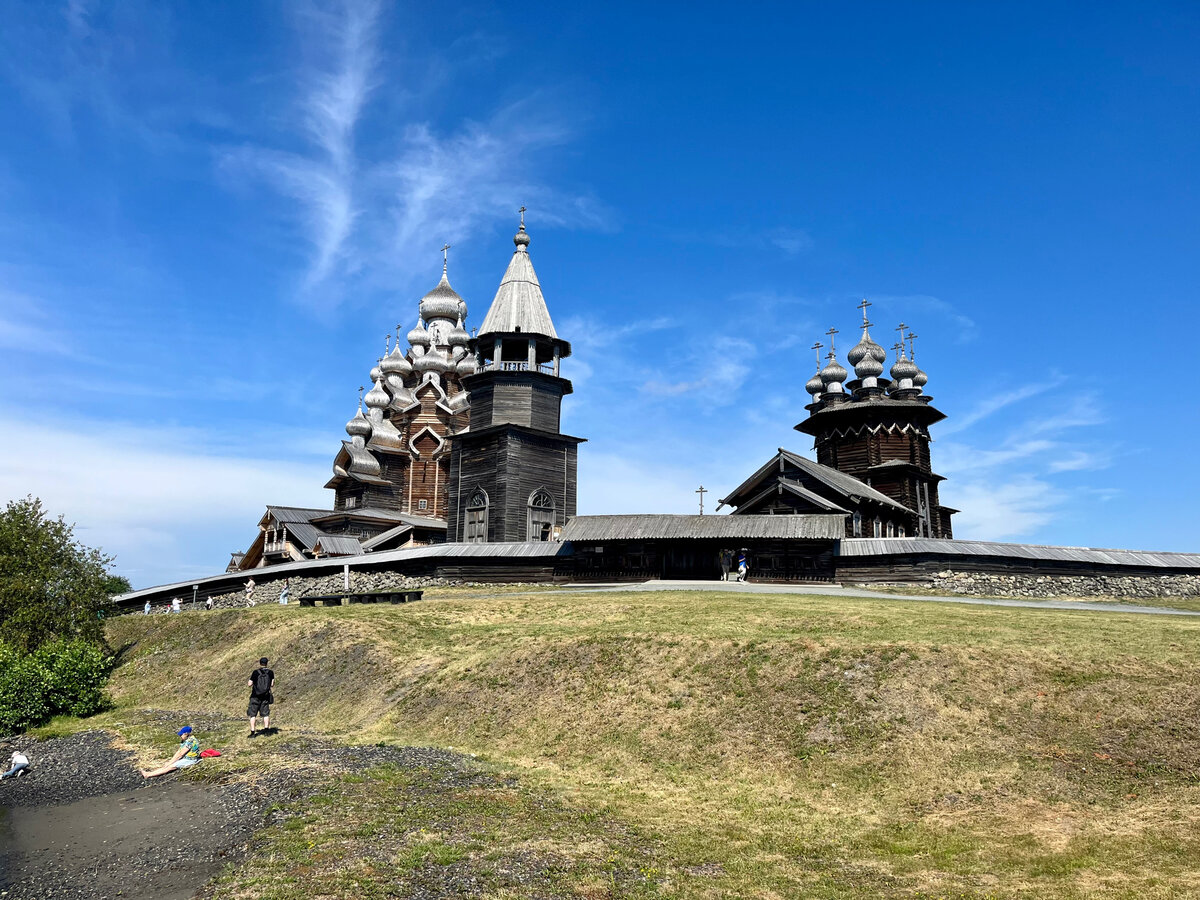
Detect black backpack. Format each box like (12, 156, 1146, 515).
(252, 668, 273, 697)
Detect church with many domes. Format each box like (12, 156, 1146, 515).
(233, 215, 581, 570)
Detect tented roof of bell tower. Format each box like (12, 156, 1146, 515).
(477, 223, 558, 339)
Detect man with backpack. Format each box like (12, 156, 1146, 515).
(247, 657, 275, 737)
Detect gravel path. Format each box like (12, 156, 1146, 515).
(0, 728, 487, 900)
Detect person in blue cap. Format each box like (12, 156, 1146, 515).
(140, 726, 201, 779)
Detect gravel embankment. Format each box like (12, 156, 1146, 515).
(0, 727, 489, 900)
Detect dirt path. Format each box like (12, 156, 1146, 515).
(0, 732, 261, 900)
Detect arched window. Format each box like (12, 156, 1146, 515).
(852, 510, 863, 537)
(886, 521, 894, 538)
(527, 488, 555, 542)
(873, 516, 882, 538)
(465, 487, 488, 543)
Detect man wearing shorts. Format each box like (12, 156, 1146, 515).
(247, 657, 275, 737)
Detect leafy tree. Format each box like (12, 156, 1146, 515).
(0, 496, 114, 652)
(103, 574, 133, 596)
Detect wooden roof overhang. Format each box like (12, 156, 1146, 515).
(559, 514, 846, 543)
(865, 460, 947, 483)
(450, 421, 587, 444)
(795, 397, 946, 437)
(459, 365, 575, 396)
(469, 330, 572, 363)
(719, 449, 909, 514)
(734, 479, 851, 515)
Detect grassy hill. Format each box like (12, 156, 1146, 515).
(90, 588, 1200, 898)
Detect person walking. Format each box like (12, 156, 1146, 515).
(736, 552, 749, 583)
(140, 726, 201, 779)
(143, 600, 151, 616)
(278, 579, 290, 605)
(244, 577, 256, 607)
(171, 597, 181, 614)
(247, 657, 275, 737)
(205, 596, 214, 611)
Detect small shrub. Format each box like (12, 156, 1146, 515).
(0, 638, 113, 734)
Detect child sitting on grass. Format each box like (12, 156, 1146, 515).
(140, 726, 201, 779)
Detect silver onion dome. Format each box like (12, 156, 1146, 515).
(448, 316, 469, 347)
(855, 353, 884, 379)
(419, 273, 466, 322)
(913, 365, 928, 388)
(369, 363, 382, 383)
(805, 371, 824, 396)
(380, 345, 412, 377)
(407, 318, 430, 347)
(345, 408, 371, 439)
(456, 354, 478, 377)
(364, 378, 390, 409)
(820, 359, 848, 387)
(847, 332, 887, 367)
(414, 346, 451, 375)
(514, 225, 531, 248)
(890, 355, 919, 382)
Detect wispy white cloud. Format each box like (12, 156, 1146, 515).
(221, 0, 382, 291)
(867, 293, 978, 343)
(937, 376, 1068, 436)
(0, 412, 329, 588)
(0, 287, 69, 352)
(221, 2, 609, 307)
(642, 338, 753, 398)
(377, 107, 607, 260)
(943, 476, 1064, 540)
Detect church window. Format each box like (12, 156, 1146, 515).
(345, 496, 357, 509)
(465, 488, 488, 543)
(886, 521, 894, 538)
(527, 489, 555, 542)
(873, 516, 882, 538)
(418, 499, 428, 510)
(898, 524, 906, 538)
(852, 511, 862, 537)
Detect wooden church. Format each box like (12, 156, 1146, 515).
(719, 302, 956, 539)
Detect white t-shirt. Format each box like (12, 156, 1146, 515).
(11, 752, 29, 767)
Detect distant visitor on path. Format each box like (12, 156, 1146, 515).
(1, 749, 30, 779)
(171, 597, 181, 614)
(205, 596, 214, 611)
(247, 657, 275, 737)
(140, 726, 200, 779)
(737, 552, 748, 583)
(278, 579, 290, 605)
(244, 577, 256, 607)
(143, 600, 151, 615)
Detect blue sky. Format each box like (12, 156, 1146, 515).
(1, 1, 1197, 588)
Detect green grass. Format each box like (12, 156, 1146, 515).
(95, 590, 1200, 898)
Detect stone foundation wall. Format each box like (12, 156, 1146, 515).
(915, 570, 1200, 600)
(142, 571, 477, 613)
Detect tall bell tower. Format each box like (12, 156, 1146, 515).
(446, 213, 584, 542)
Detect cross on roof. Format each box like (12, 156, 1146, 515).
(518, 206, 526, 229)
(906, 331, 918, 359)
(895, 323, 908, 355)
(385, 333, 391, 353)
(857, 298, 873, 328)
(696, 484, 708, 515)
(824, 327, 839, 354)
(357, 385, 364, 407)
(441, 243, 450, 272)
(811, 340, 823, 367)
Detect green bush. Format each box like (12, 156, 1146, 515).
(0, 639, 113, 734)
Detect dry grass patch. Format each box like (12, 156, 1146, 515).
(104, 590, 1200, 898)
